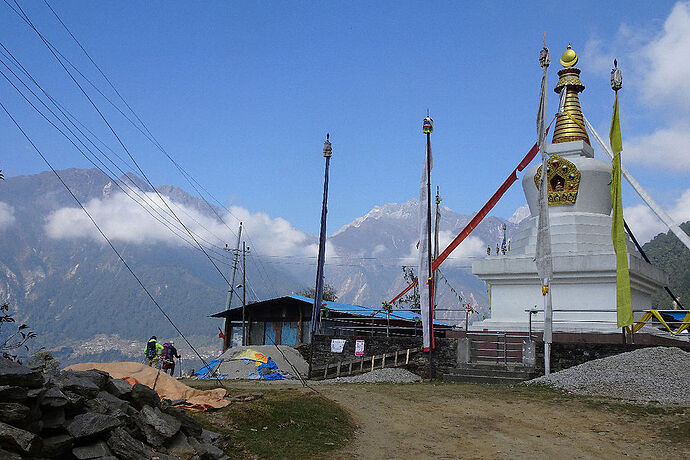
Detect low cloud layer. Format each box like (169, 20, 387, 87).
(624, 188, 690, 243)
(0, 202, 16, 230)
(44, 192, 324, 259)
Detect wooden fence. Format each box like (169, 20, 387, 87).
(310, 347, 423, 380)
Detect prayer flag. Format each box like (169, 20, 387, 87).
(610, 92, 633, 328)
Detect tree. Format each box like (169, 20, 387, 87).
(297, 284, 339, 302)
(398, 266, 420, 311)
(1, 303, 37, 363)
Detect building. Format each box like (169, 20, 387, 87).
(211, 294, 452, 348)
(472, 45, 667, 333)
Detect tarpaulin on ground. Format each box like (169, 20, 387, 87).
(192, 359, 226, 380)
(66, 362, 229, 411)
(228, 349, 285, 380)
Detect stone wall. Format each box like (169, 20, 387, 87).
(296, 335, 457, 378)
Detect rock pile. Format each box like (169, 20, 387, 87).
(0, 357, 228, 459)
(322, 368, 423, 384)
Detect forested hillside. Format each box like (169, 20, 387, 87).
(642, 221, 690, 309)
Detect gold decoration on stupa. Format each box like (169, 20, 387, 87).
(552, 45, 590, 145)
(534, 154, 581, 206)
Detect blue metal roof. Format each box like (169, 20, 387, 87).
(288, 294, 452, 326)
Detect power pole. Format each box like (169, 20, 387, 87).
(222, 222, 242, 351)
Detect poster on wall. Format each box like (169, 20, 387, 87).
(331, 339, 346, 353)
(355, 340, 365, 356)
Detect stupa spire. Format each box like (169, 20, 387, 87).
(552, 45, 590, 145)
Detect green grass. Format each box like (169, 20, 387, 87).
(190, 389, 355, 459)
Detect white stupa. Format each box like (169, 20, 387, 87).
(472, 45, 667, 333)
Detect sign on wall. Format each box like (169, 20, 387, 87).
(355, 339, 365, 356)
(331, 339, 346, 353)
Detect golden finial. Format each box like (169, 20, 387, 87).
(552, 43, 590, 145)
(559, 44, 578, 67)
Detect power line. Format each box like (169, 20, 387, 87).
(0, 51, 237, 267)
(10, 0, 232, 288)
(0, 99, 230, 390)
(36, 0, 281, 299)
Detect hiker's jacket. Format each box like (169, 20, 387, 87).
(145, 339, 164, 356)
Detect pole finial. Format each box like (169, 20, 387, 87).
(423, 114, 434, 134)
(323, 133, 332, 157)
(611, 59, 622, 91)
(539, 34, 550, 68)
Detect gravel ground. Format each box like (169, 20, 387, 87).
(320, 367, 423, 384)
(526, 346, 690, 405)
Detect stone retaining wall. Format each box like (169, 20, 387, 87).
(296, 335, 457, 378)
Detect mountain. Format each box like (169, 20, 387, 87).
(0, 169, 302, 362)
(0, 168, 520, 363)
(326, 199, 519, 323)
(642, 221, 690, 309)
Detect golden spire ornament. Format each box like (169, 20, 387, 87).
(552, 45, 590, 145)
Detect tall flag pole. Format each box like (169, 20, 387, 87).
(419, 114, 435, 353)
(535, 37, 554, 375)
(309, 134, 332, 376)
(609, 61, 633, 330)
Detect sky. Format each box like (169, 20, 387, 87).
(1, 0, 689, 249)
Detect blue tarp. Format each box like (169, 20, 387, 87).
(193, 359, 223, 379)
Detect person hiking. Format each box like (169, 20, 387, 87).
(161, 341, 181, 376)
(144, 336, 163, 367)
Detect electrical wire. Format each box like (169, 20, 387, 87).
(38, 0, 281, 299)
(10, 0, 233, 290)
(0, 100, 231, 391)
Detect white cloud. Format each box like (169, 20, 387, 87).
(623, 123, 690, 170)
(402, 230, 486, 267)
(44, 192, 324, 258)
(0, 202, 16, 230)
(583, 3, 690, 172)
(639, 2, 690, 108)
(624, 188, 690, 243)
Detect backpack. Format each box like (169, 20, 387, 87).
(162, 343, 172, 360)
(145, 341, 157, 358)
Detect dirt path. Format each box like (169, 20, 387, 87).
(317, 382, 689, 459)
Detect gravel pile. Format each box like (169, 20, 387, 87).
(526, 346, 690, 405)
(320, 368, 422, 384)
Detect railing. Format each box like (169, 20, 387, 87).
(464, 331, 530, 365)
(525, 308, 690, 343)
(310, 347, 423, 380)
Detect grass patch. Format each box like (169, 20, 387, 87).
(191, 390, 355, 459)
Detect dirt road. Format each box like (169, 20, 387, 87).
(317, 382, 689, 459)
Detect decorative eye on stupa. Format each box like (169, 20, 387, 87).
(534, 154, 581, 206)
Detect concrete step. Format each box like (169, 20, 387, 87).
(446, 368, 536, 379)
(442, 374, 529, 385)
(444, 362, 539, 383)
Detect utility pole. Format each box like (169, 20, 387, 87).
(308, 133, 333, 378)
(222, 222, 242, 351)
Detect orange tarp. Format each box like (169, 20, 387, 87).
(66, 362, 229, 411)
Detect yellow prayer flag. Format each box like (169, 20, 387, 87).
(610, 92, 633, 328)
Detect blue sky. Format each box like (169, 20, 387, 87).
(1, 0, 688, 243)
